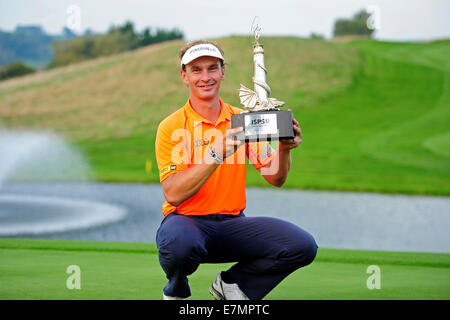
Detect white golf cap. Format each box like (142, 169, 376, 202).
(181, 43, 224, 67)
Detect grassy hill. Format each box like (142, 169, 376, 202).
(0, 37, 449, 195)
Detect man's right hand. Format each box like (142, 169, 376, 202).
(210, 126, 244, 160)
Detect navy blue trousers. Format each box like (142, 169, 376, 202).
(156, 212, 318, 300)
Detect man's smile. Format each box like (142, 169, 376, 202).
(197, 83, 216, 90)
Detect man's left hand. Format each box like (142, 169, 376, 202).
(279, 117, 302, 151)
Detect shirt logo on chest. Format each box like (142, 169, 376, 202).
(194, 138, 210, 148)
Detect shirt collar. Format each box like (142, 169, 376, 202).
(184, 98, 232, 127)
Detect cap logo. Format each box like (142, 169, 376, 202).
(188, 46, 218, 54)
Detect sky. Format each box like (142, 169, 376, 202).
(0, 0, 449, 41)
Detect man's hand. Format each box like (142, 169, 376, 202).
(258, 115, 301, 187)
(279, 117, 302, 152)
(210, 126, 244, 160)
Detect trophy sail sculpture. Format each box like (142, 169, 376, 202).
(231, 21, 294, 142)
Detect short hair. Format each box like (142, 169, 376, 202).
(179, 40, 225, 71)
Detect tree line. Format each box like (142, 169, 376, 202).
(48, 21, 183, 68)
(1, 9, 373, 81)
(0, 21, 183, 80)
(333, 9, 375, 38)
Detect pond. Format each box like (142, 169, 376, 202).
(1, 182, 449, 254)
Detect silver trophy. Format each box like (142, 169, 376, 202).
(232, 20, 294, 142)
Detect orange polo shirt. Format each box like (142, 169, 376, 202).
(155, 98, 275, 216)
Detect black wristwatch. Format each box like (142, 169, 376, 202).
(208, 146, 223, 164)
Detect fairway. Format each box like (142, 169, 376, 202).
(0, 238, 449, 300)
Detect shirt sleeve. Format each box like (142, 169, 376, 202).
(246, 141, 276, 170)
(155, 121, 190, 182)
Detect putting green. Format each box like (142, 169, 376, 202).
(0, 238, 448, 300)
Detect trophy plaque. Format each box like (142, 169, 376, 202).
(231, 21, 294, 142)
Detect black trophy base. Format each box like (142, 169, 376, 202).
(231, 109, 294, 142)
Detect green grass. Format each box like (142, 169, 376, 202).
(0, 238, 449, 300)
(0, 37, 449, 195)
(279, 39, 450, 195)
